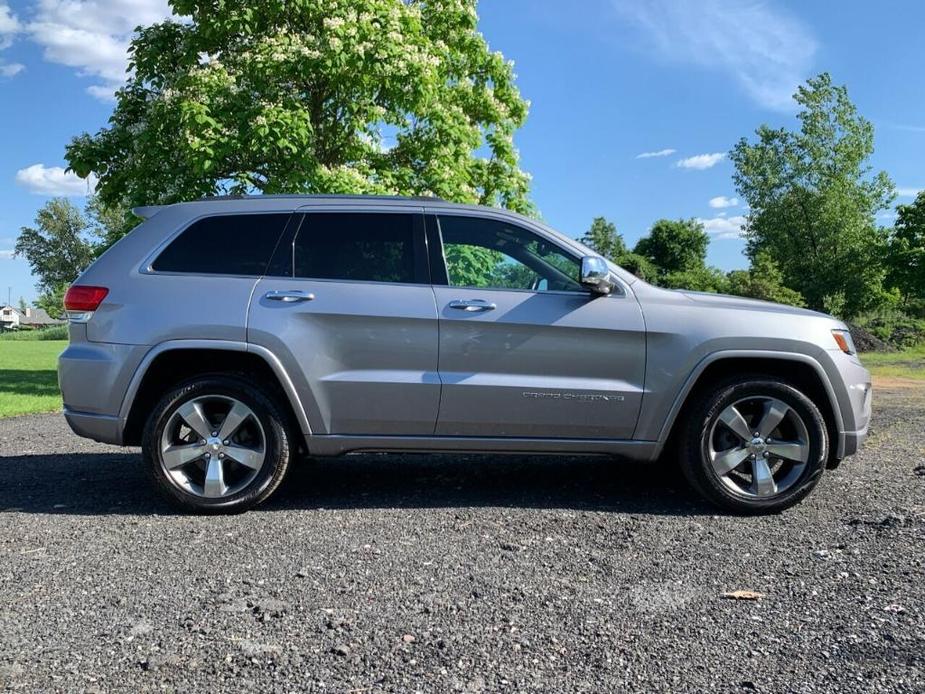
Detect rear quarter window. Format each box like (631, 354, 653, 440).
(152, 213, 290, 276)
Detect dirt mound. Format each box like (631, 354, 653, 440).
(847, 323, 895, 353)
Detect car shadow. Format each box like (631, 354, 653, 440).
(0, 451, 710, 516)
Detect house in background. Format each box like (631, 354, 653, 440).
(0, 305, 65, 331)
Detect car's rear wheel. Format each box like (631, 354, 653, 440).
(679, 378, 828, 514)
(142, 375, 292, 514)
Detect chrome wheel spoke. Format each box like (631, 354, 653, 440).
(203, 456, 227, 498)
(225, 444, 264, 470)
(752, 458, 778, 497)
(177, 401, 213, 441)
(757, 400, 789, 439)
(766, 440, 808, 463)
(711, 446, 750, 476)
(218, 401, 251, 441)
(718, 405, 753, 442)
(162, 442, 206, 470)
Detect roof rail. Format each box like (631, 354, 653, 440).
(195, 193, 446, 203)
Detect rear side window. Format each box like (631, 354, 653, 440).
(152, 214, 289, 276)
(292, 213, 425, 284)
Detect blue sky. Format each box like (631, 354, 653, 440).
(1, 0, 923, 304)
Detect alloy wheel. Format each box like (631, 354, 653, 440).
(706, 395, 811, 499)
(159, 395, 266, 499)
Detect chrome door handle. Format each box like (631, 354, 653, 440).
(264, 290, 315, 303)
(448, 299, 496, 312)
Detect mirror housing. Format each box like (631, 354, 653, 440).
(580, 256, 614, 295)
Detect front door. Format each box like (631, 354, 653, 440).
(430, 213, 646, 439)
(247, 208, 440, 435)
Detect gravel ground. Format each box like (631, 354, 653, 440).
(1, 382, 923, 693)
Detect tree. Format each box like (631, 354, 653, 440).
(886, 191, 925, 309)
(730, 73, 894, 317)
(633, 218, 709, 276)
(18, 297, 28, 313)
(662, 266, 728, 294)
(726, 252, 806, 307)
(66, 0, 533, 227)
(14, 199, 96, 318)
(580, 217, 626, 260)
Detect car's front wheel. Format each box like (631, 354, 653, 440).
(142, 375, 292, 514)
(679, 377, 828, 514)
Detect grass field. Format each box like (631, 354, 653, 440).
(0, 338, 922, 418)
(860, 345, 925, 380)
(0, 340, 67, 417)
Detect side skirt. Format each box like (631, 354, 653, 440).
(305, 434, 659, 461)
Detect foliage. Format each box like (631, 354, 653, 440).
(580, 217, 626, 260)
(730, 73, 894, 318)
(661, 266, 729, 294)
(0, 325, 69, 341)
(66, 0, 533, 223)
(633, 218, 709, 276)
(886, 191, 925, 307)
(852, 307, 925, 350)
(0, 340, 66, 417)
(615, 252, 658, 282)
(444, 244, 504, 288)
(725, 252, 806, 307)
(14, 199, 96, 318)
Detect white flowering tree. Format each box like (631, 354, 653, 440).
(67, 0, 533, 219)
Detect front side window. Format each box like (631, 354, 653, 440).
(293, 213, 422, 284)
(438, 215, 582, 292)
(152, 213, 289, 276)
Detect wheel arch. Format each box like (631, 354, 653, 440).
(654, 351, 844, 463)
(120, 340, 311, 447)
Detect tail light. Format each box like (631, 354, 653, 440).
(64, 285, 109, 321)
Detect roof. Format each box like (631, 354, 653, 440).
(133, 194, 448, 220)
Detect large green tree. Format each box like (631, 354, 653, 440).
(634, 218, 709, 275)
(886, 191, 925, 309)
(730, 73, 894, 317)
(66, 0, 533, 219)
(14, 199, 96, 318)
(580, 217, 626, 260)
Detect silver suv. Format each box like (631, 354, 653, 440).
(58, 196, 871, 514)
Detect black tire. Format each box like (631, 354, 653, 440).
(679, 377, 828, 514)
(142, 374, 292, 514)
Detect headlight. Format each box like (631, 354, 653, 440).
(831, 329, 856, 355)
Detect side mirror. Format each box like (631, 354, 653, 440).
(580, 256, 614, 295)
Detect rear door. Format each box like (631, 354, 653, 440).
(430, 212, 646, 439)
(247, 207, 440, 435)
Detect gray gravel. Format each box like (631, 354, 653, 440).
(1, 383, 923, 693)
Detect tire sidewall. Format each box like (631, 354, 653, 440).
(685, 379, 828, 513)
(142, 375, 290, 513)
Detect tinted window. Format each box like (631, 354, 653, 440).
(293, 213, 420, 283)
(152, 214, 289, 275)
(438, 215, 581, 292)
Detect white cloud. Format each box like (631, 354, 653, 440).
(611, 0, 816, 111)
(0, 249, 14, 259)
(635, 148, 676, 159)
(698, 215, 747, 240)
(709, 195, 738, 209)
(0, 61, 23, 76)
(897, 187, 922, 198)
(0, 2, 23, 76)
(0, 3, 20, 48)
(676, 152, 726, 170)
(27, 0, 174, 100)
(15, 164, 97, 196)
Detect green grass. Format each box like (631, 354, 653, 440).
(860, 345, 925, 380)
(0, 340, 67, 417)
